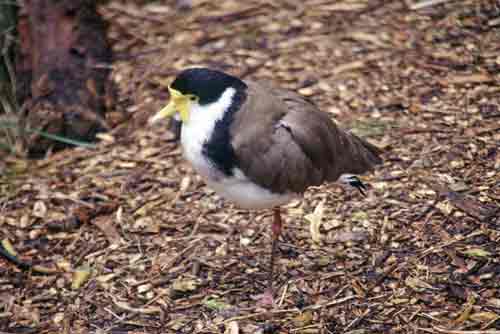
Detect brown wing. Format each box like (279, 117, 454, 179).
(231, 81, 382, 194)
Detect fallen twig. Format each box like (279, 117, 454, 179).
(440, 73, 494, 86)
(488, 17, 500, 27)
(409, 0, 454, 10)
(433, 327, 500, 334)
(218, 295, 357, 324)
(343, 307, 372, 332)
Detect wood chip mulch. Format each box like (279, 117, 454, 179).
(1, 0, 499, 333)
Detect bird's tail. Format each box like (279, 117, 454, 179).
(355, 134, 383, 166)
(338, 174, 368, 196)
(342, 132, 383, 175)
(335, 132, 383, 196)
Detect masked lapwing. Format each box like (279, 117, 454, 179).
(150, 68, 383, 304)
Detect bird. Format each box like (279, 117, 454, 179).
(149, 67, 383, 304)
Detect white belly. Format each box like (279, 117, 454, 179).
(181, 129, 297, 209)
(206, 169, 298, 209)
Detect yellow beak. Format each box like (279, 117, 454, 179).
(149, 87, 191, 124)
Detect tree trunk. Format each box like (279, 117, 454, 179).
(16, 0, 113, 157)
(0, 1, 17, 113)
(0, 1, 19, 157)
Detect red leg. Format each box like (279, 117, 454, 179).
(254, 207, 282, 307)
(269, 207, 282, 287)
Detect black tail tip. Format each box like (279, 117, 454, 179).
(349, 177, 367, 197)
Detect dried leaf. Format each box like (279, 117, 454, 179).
(452, 295, 475, 327)
(292, 311, 313, 327)
(225, 321, 239, 334)
(137, 283, 152, 294)
(95, 133, 115, 143)
(72, 265, 91, 290)
(56, 260, 72, 272)
(32, 201, 47, 218)
(239, 236, 252, 246)
(93, 216, 122, 245)
(305, 200, 325, 243)
(351, 211, 369, 222)
(172, 278, 199, 292)
(462, 248, 491, 258)
(436, 200, 453, 216)
(487, 298, 500, 308)
(202, 298, 231, 311)
(133, 216, 160, 233)
(1, 238, 17, 256)
(179, 176, 191, 193)
(112, 297, 161, 315)
(347, 31, 390, 48)
(405, 277, 434, 292)
(53, 312, 65, 324)
(215, 243, 227, 256)
(96, 273, 119, 283)
(469, 311, 499, 323)
(390, 298, 409, 305)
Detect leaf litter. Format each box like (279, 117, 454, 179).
(1, 0, 500, 333)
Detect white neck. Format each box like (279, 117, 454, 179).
(180, 87, 236, 178)
(186, 87, 236, 129)
(182, 87, 236, 143)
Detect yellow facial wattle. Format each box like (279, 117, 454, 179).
(149, 87, 193, 124)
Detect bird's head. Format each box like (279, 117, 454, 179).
(149, 68, 245, 124)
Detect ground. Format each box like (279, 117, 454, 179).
(1, 0, 500, 333)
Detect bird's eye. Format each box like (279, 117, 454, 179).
(188, 95, 199, 102)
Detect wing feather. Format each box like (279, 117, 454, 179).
(230, 81, 382, 194)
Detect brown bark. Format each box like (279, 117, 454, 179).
(0, 2, 17, 111)
(16, 0, 113, 157)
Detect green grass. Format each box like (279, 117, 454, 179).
(0, 120, 97, 154)
(0, 2, 96, 156)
